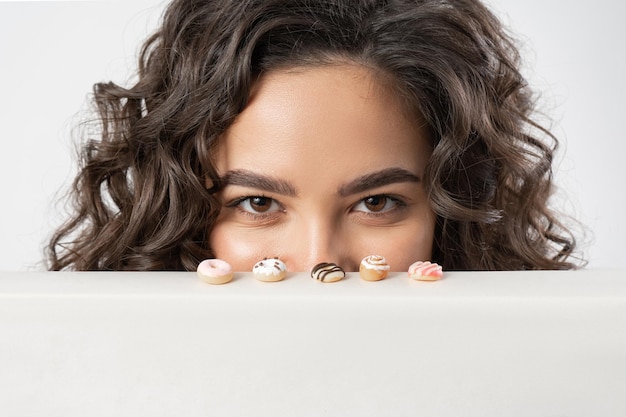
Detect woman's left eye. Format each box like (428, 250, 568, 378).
(352, 195, 401, 214)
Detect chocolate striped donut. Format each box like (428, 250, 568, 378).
(311, 262, 345, 283)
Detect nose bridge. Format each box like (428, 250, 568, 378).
(291, 215, 340, 272)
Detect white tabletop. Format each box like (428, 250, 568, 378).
(1, 270, 625, 416)
(2, 269, 625, 297)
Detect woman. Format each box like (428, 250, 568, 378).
(47, 0, 581, 271)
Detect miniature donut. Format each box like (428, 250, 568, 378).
(311, 262, 345, 283)
(197, 258, 234, 285)
(408, 261, 443, 281)
(359, 255, 390, 281)
(253, 257, 287, 282)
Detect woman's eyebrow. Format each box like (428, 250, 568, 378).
(338, 167, 421, 197)
(218, 169, 298, 196)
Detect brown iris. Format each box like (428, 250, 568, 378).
(249, 197, 272, 212)
(363, 196, 388, 212)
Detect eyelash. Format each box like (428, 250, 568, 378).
(352, 194, 407, 216)
(225, 194, 407, 219)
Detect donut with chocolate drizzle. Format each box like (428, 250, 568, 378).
(311, 262, 345, 283)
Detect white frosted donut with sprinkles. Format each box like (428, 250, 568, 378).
(408, 261, 443, 281)
(253, 257, 287, 282)
(359, 255, 390, 281)
(197, 259, 234, 285)
(311, 262, 345, 283)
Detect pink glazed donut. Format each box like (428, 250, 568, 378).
(407, 261, 443, 281)
(197, 259, 234, 285)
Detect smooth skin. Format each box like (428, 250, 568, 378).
(210, 63, 435, 272)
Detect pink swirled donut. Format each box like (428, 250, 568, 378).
(359, 255, 390, 281)
(197, 259, 234, 285)
(408, 261, 443, 281)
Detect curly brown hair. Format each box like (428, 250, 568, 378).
(46, 0, 582, 270)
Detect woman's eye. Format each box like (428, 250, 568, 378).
(238, 196, 282, 214)
(353, 195, 399, 213)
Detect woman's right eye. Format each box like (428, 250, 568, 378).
(234, 196, 283, 215)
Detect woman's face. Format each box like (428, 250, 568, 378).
(210, 64, 435, 272)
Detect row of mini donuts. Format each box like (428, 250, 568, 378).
(196, 255, 443, 285)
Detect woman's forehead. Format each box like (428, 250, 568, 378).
(213, 64, 432, 192)
(219, 65, 429, 151)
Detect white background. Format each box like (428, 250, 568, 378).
(0, 0, 624, 270)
